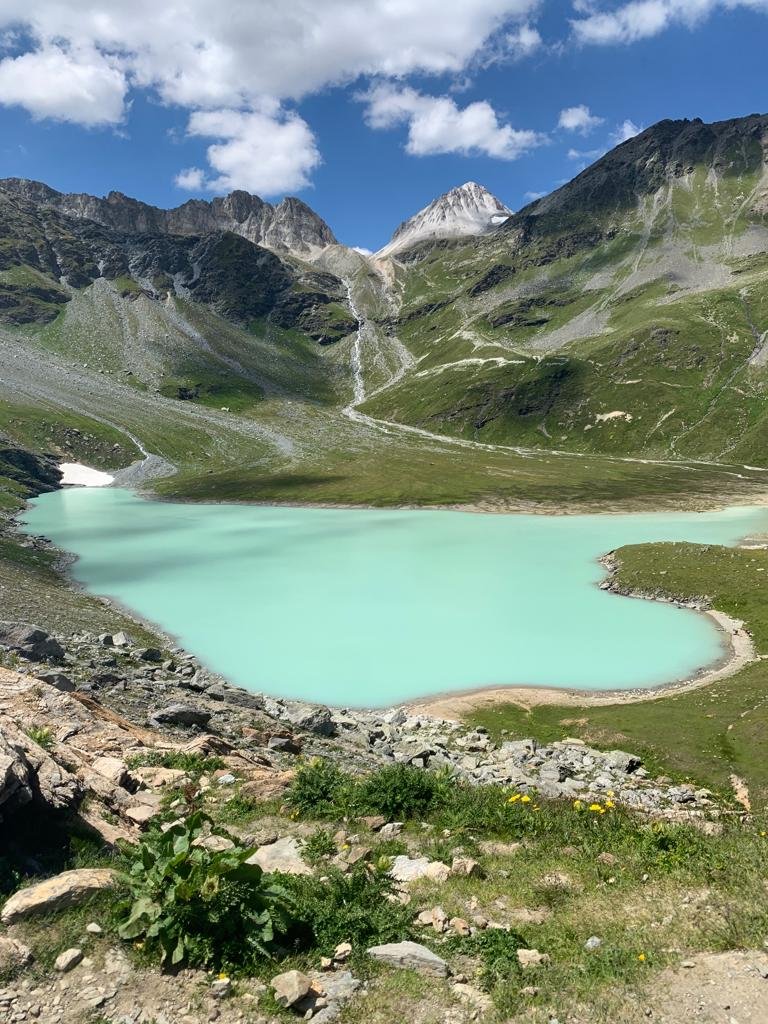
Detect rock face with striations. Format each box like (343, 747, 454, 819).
(0, 179, 337, 258)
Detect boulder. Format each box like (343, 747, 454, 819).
(0, 732, 33, 814)
(54, 948, 83, 973)
(605, 750, 642, 773)
(0, 622, 64, 662)
(0, 721, 81, 815)
(389, 855, 449, 884)
(246, 836, 312, 876)
(271, 969, 314, 1008)
(367, 940, 449, 977)
(267, 735, 302, 754)
(451, 857, 485, 879)
(1, 868, 116, 924)
(91, 756, 129, 786)
(35, 672, 75, 692)
(282, 702, 337, 737)
(0, 936, 32, 973)
(148, 704, 212, 728)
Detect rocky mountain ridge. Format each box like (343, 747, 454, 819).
(510, 113, 768, 241)
(0, 179, 337, 259)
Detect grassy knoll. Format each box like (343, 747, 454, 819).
(469, 541, 768, 807)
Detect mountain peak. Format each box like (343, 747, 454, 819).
(378, 181, 511, 258)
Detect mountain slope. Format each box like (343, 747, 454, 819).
(362, 114, 768, 466)
(377, 181, 511, 257)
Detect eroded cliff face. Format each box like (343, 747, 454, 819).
(0, 180, 337, 258)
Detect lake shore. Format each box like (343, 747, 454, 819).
(408, 605, 756, 721)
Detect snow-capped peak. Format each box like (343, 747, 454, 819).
(377, 182, 512, 258)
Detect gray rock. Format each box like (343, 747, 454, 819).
(367, 940, 449, 977)
(136, 647, 162, 662)
(36, 671, 75, 692)
(604, 750, 642, 773)
(0, 936, 32, 973)
(267, 735, 301, 754)
(0, 621, 64, 662)
(584, 936, 602, 951)
(54, 948, 83, 973)
(148, 704, 211, 728)
(390, 856, 449, 883)
(283, 702, 337, 737)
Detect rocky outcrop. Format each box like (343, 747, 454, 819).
(0, 623, 720, 826)
(0, 179, 337, 258)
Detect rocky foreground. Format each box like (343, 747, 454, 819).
(2, 619, 764, 1024)
(0, 619, 719, 827)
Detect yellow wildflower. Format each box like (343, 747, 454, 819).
(604, 800, 615, 809)
(521, 794, 532, 803)
(637, 953, 646, 962)
(507, 793, 521, 803)
(573, 799, 583, 810)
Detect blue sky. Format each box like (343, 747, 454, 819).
(0, 1, 767, 251)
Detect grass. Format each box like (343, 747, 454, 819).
(204, 760, 768, 1022)
(468, 540, 768, 807)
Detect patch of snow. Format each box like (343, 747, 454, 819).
(59, 463, 115, 487)
(595, 410, 633, 423)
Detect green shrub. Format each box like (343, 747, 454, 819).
(286, 758, 352, 818)
(285, 864, 412, 953)
(357, 764, 453, 820)
(125, 751, 225, 779)
(286, 759, 455, 822)
(116, 810, 293, 970)
(303, 828, 338, 866)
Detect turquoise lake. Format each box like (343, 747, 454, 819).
(20, 489, 768, 707)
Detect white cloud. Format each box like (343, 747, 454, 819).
(0, 1, 539, 108)
(506, 23, 543, 57)
(524, 189, 547, 200)
(611, 118, 644, 143)
(352, 246, 373, 255)
(0, 44, 126, 125)
(362, 84, 545, 160)
(567, 145, 605, 159)
(175, 167, 206, 191)
(558, 104, 604, 134)
(571, 1, 768, 46)
(181, 107, 321, 195)
(0, 0, 541, 194)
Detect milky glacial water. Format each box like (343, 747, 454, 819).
(21, 489, 768, 707)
